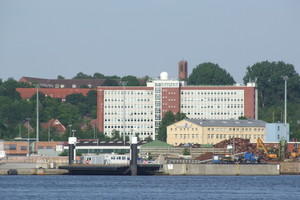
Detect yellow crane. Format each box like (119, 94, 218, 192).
(256, 138, 277, 159)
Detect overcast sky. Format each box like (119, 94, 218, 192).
(0, 0, 299, 84)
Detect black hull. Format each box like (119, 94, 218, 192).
(59, 164, 162, 175)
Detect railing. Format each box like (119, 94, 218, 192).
(140, 147, 228, 158)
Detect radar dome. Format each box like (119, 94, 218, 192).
(160, 72, 168, 80)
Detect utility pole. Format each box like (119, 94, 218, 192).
(283, 76, 288, 141)
(36, 85, 40, 142)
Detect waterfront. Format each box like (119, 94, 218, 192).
(0, 175, 300, 200)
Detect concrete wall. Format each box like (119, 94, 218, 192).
(280, 162, 300, 175)
(163, 164, 280, 175)
(0, 168, 68, 175)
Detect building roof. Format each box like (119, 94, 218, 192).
(19, 77, 109, 88)
(41, 119, 67, 133)
(141, 140, 173, 147)
(181, 119, 266, 127)
(18, 77, 147, 88)
(16, 88, 93, 99)
(69, 140, 150, 147)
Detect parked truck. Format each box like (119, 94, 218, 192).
(212, 152, 261, 164)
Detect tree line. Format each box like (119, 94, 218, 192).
(1, 60, 300, 141)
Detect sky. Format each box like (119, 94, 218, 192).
(0, 0, 299, 84)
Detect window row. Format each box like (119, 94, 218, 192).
(186, 112, 244, 116)
(181, 105, 244, 109)
(181, 98, 243, 102)
(207, 134, 264, 140)
(181, 91, 242, 95)
(207, 127, 265, 132)
(170, 127, 198, 131)
(105, 91, 152, 95)
(104, 125, 153, 129)
(104, 112, 152, 116)
(105, 119, 153, 122)
(105, 98, 151, 102)
(105, 105, 153, 109)
(174, 134, 199, 139)
(104, 132, 153, 136)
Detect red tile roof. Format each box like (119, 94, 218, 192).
(41, 119, 66, 133)
(16, 88, 94, 99)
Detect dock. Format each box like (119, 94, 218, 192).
(59, 164, 162, 175)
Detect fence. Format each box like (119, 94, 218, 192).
(140, 147, 228, 158)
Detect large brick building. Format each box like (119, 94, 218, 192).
(97, 71, 257, 140)
(16, 61, 257, 140)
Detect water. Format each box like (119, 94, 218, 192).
(0, 175, 300, 200)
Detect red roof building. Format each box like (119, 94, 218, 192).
(41, 119, 67, 133)
(16, 88, 94, 100)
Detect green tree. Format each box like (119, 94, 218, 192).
(103, 79, 119, 86)
(144, 136, 153, 142)
(105, 75, 120, 79)
(93, 73, 105, 79)
(182, 148, 191, 155)
(158, 111, 187, 142)
(157, 111, 176, 142)
(243, 61, 300, 108)
(175, 112, 187, 122)
(188, 62, 235, 85)
(0, 78, 22, 99)
(86, 90, 97, 118)
(121, 75, 140, 86)
(243, 61, 300, 140)
(57, 75, 65, 79)
(73, 72, 92, 79)
(111, 129, 121, 140)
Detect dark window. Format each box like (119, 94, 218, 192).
(38, 146, 44, 149)
(46, 146, 52, 149)
(4, 144, 16, 150)
(21, 146, 27, 150)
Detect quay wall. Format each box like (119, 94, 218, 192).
(163, 164, 280, 175)
(280, 162, 300, 175)
(0, 168, 68, 175)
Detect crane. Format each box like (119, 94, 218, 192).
(256, 138, 277, 159)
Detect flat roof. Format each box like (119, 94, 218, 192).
(184, 119, 266, 127)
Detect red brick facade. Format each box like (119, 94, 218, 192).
(178, 60, 188, 80)
(162, 88, 181, 116)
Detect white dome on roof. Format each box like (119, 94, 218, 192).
(160, 72, 168, 80)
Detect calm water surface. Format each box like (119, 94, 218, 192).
(0, 175, 299, 200)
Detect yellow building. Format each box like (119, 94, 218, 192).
(167, 119, 266, 146)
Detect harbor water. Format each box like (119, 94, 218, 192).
(1, 175, 300, 200)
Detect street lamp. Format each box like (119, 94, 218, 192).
(68, 125, 72, 137)
(71, 129, 76, 137)
(283, 76, 288, 141)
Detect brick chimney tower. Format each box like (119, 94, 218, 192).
(178, 60, 188, 80)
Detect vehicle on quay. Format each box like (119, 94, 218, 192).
(212, 152, 261, 164)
